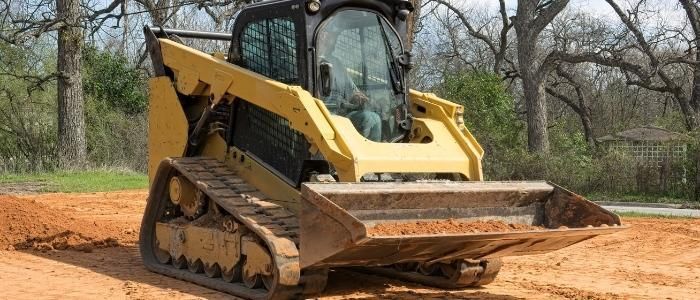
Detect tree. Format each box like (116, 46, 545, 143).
(513, 0, 569, 154)
(545, 65, 596, 148)
(440, 71, 520, 148)
(56, 0, 86, 169)
(83, 47, 147, 114)
(1, 0, 243, 170)
(406, 0, 422, 52)
(550, 0, 700, 200)
(440, 71, 523, 178)
(433, 0, 513, 75)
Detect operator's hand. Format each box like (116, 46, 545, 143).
(350, 91, 369, 107)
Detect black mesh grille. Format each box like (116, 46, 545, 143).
(231, 100, 309, 185)
(240, 17, 298, 85)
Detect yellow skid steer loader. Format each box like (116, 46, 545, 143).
(140, 0, 625, 298)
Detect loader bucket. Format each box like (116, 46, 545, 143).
(299, 181, 625, 269)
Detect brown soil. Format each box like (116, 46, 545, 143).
(367, 219, 542, 236)
(0, 193, 139, 252)
(0, 190, 698, 299)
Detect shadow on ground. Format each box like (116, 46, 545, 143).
(21, 245, 231, 299)
(22, 245, 522, 299)
(322, 268, 522, 299)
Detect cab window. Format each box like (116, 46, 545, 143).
(240, 17, 299, 85)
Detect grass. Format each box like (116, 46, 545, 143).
(616, 211, 698, 219)
(586, 192, 691, 204)
(0, 170, 148, 193)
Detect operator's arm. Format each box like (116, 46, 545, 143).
(335, 62, 370, 108)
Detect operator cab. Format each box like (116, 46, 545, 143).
(228, 0, 414, 142)
(316, 10, 406, 142)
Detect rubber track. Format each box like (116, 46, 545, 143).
(140, 157, 304, 300)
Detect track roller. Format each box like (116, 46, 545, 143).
(204, 263, 221, 278)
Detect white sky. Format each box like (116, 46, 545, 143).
(451, 0, 684, 26)
(463, 0, 615, 17)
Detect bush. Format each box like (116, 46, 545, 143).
(82, 48, 149, 172)
(83, 47, 148, 114)
(85, 99, 147, 172)
(0, 42, 58, 172)
(438, 71, 527, 179)
(432, 70, 695, 201)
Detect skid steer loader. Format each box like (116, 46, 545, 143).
(140, 0, 626, 298)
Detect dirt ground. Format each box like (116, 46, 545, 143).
(1, 190, 698, 300)
(367, 219, 542, 236)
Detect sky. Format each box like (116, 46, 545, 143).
(450, 0, 684, 26)
(464, 0, 615, 15)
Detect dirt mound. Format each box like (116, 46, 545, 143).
(0, 195, 128, 252)
(367, 219, 542, 236)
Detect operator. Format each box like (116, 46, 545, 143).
(317, 26, 382, 142)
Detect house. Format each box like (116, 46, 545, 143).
(597, 125, 690, 193)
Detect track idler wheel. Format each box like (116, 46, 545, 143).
(172, 255, 187, 269)
(240, 236, 274, 290)
(261, 270, 276, 291)
(169, 175, 206, 219)
(204, 263, 221, 278)
(188, 259, 204, 273)
(221, 263, 243, 283)
(155, 248, 171, 264)
(241, 257, 263, 289)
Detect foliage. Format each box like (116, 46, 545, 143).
(585, 192, 691, 205)
(82, 47, 148, 172)
(434, 71, 695, 201)
(83, 47, 148, 114)
(440, 71, 522, 150)
(0, 169, 148, 192)
(0, 45, 148, 174)
(0, 40, 58, 172)
(85, 98, 148, 172)
(438, 71, 528, 179)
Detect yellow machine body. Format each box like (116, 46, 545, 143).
(149, 39, 484, 188)
(140, 12, 625, 298)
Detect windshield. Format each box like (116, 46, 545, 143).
(316, 10, 406, 142)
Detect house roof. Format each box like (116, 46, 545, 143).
(597, 125, 689, 143)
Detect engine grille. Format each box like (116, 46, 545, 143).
(230, 99, 309, 185)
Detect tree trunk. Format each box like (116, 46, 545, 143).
(522, 74, 550, 153)
(695, 147, 699, 201)
(581, 111, 595, 149)
(57, 0, 87, 169)
(689, 61, 700, 201)
(121, 0, 128, 55)
(405, 0, 422, 52)
(514, 0, 569, 154)
(517, 30, 550, 153)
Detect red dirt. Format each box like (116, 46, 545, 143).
(0, 194, 136, 252)
(367, 219, 543, 236)
(0, 190, 698, 299)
